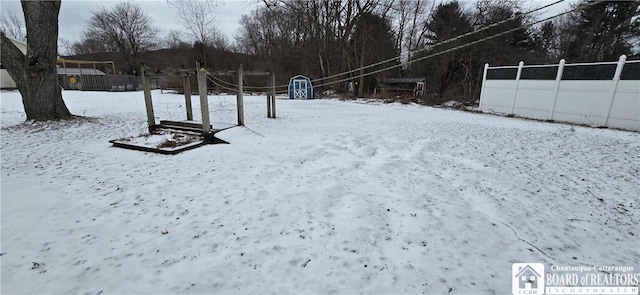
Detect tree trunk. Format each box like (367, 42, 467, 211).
(0, 0, 73, 121)
(357, 33, 365, 97)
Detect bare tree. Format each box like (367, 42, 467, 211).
(161, 30, 186, 49)
(78, 2, 158, 74)
(0, 9, 25, 41)
(58, 38, 75, 56)
(236, 0, 400, 93)
(391, 0, 434, 70)
(169, 0, 222, 66)
(0, 0, 73, 121)
(72, 33, 111, 55)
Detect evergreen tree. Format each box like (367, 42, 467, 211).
(560, 0, 639, 62)
(351, 12, 398, 96)
(414, 1, 474, 98)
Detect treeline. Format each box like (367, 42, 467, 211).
(234, 0, 639, 101)
(9, 0, 634, 102)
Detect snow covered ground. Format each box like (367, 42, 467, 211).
(1, 90, 638, 294)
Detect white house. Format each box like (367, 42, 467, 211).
(1, 38, 113, 90)
(0, 37, 27, 89)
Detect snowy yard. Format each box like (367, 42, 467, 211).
(1, 90, 638, 294)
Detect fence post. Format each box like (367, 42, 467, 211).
(268, 73, 276, 118)
(266, 72, 271, 118)
(183, 75, 193, 121)
(510, 61, 524, 114)
(549, 59, 566, 120)
(267, 93, 272, 118)
(106, 74, 112, 92)
(237, 64, 245, 126)
(479, 63, 489, 110)
(603, 55, 626, 127)
(77, 62, 83, 91)
(141, 64, 155, 132)
(197, 65, 212, 136)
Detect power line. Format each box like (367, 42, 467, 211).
(309, 0, 567, 84)
(312, 0, 604, 89)
(202, 0, 595, 92)
(205, 71, 289, 92)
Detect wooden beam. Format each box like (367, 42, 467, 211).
(183, 75, 193, 121)
(208, 70, 271, 76)
(197, 66, 211, 135)
(57, 58, 115, 64)
(244, 71, 272, 76)
(271, 74, 276, 118)
(268, 73, 276, 118)
(237, 64, 245, 126)
(141, 64, 156, 132)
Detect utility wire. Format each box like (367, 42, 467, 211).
(205, 75, 290, 95)
(205, 71, 289, 92)
(311, 0, 602, 89)
(206, 0, 567, 90)
(309, 0, 566, 84)
(202, 0, 595, 92)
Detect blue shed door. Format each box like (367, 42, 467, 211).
(294, 80, 308, 99)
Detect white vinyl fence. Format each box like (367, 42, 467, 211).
(479, 55, 640, 131)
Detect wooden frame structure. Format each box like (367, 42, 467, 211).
(110, 63, 276, 154)
(57, 58, 116, 75)
(207, 64, 277, 120)
(140, 62, 227, 142)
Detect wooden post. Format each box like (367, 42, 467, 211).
(237, 64, 245, 126)
(141, 63, 155, 132)
(267, 93, 272, 118)
(197, 66, 212, 136)
(77, 62, 83, 91)
(270, 73, 276, 118)
(183, 75, 193, 121)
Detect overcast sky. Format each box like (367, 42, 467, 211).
(0, 0, 259, 44)
(0, 0, 575, 47)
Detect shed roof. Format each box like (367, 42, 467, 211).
(2, 37, 27, 54)
(289, 75, 311, 81)
(57, 67, 106, 76)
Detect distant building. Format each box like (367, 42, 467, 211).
(374, 78, 425, 98)
(288, 75, 314, 99)
(0, 38, 27, 89)
(57, 67, 107, 76)
(0, 38, 109, 90)
(57, 67, 107, 91)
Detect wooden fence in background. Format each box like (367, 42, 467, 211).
(58, 74, 162, 92)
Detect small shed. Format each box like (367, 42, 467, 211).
(57, 67, 107, 76)
(374, 78, 425, 98)
(57, 67, 107, 90)
(288, 75, 314, 99)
